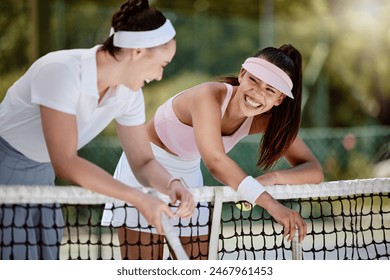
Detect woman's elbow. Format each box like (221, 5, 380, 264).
(313, 162, 324, 183)
(51, 162, 70, 181)
(203, 154, 226, 178)
(205, 161, 219, 177)
(50, 155, 77, 182)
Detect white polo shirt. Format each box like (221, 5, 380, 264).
(0, 45, 145, 163)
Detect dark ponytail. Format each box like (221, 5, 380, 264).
(256, 44, 303, 170)
(100, 0, 167, 57)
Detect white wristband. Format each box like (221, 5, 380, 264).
(236, 176, 266, 204)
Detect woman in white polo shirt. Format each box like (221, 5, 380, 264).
(0, 0, 194, 260)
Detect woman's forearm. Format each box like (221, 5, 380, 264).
(257, 161, 324, 186)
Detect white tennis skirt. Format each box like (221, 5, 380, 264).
(101, 143, 209, 236)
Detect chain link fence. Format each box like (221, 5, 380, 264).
(2, 2, 389, 183)
(76, 126, 390, 184)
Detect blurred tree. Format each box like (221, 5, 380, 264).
(326, 0, 390, 125)
(155, 0, 390, 126)
(31, 0, 51, 60)
(0, 1, 29, 74)
(1, 0, 389, 126)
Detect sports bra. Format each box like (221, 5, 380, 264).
(154, 83, 253, 160)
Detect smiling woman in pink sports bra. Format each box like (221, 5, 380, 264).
(102, 44, 324, 260)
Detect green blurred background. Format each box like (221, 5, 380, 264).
(0, 0, 389, 183)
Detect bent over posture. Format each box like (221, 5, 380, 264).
(102, 44, 324, 259)
(0, 0, 195, 260)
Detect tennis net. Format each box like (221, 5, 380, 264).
(0, 177, 389, 260)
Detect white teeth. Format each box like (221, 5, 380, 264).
(245, 96, 261, 108)
(145, 79, 151, 84)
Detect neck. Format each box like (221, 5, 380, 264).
(222, 87, 247, 134)
(226, 86, 246, 120)
(96, 50, 119, 96)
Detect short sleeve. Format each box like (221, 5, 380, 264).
(115, 90, 146, 126)
(31, 62, 80, 115)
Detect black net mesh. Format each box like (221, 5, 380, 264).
(1, 182, 389, 260)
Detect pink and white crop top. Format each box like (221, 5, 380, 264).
(154, 83, 253, 160)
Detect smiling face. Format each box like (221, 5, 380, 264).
(141, 39, 176, 87)
(236, 69, 286, 117)
(120, 39, 176, 91)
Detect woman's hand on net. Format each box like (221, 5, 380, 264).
(137, 193, 176, 235)
(256, 192, 307, 242)
(267, 201, 307, 242)
(168, 180, 195, 219)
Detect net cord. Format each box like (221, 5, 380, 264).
(292, 229, 302, 260)
(160, 212, 189, 260)
(1, 178, 389, 204)
(208, 187, 224, 260)
(148, 189, 190, 260)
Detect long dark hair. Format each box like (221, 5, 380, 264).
(100, 0, 167, 57)
(220, 44, 303, 170)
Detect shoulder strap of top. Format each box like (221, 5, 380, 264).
(221, 83, 233, 116)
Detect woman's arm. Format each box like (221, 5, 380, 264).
(256, 135, 324, 186)
(39, 106, 193, 233)
(116, 121, 194, 218)
(187, 84, 308, 241)
(189, 83, 248, 188)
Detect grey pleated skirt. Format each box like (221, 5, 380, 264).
(0, 136, 64, 260)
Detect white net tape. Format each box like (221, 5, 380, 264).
(0, 178, 389, 204)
